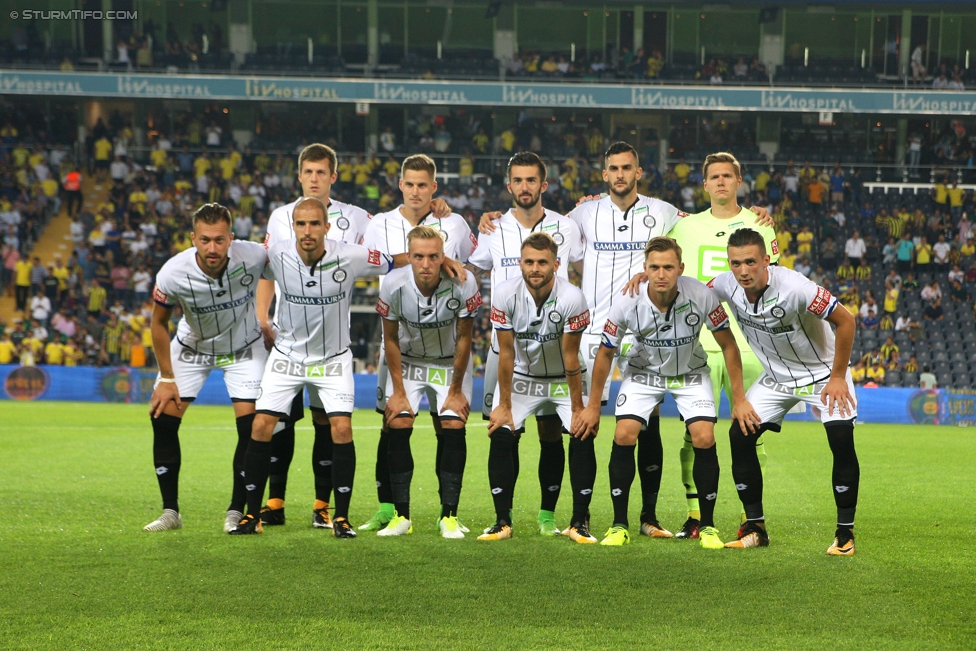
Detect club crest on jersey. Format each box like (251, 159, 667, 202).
(548, 311, 563, 324)
(685, 313, 701, 326)
(333, 269, 347, 283)
(616, 393, 627, 406)
(552, 232, 564, 245)
(376, 298, 390, 317)
(335, 216, 350, 231)
(643, 215, 656, 228)
(240, 274, 254, 287)
(446, 298, 461, 310)
(771, 306, 786, 318)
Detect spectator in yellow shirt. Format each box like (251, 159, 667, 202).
(193, 154, 211, 179)
(0, 332, 16, 364)
(851, 360, 867, 384)
(44, 339, 64, 365)
(866, 363, 885, 384)
(836, 259, 856, 280)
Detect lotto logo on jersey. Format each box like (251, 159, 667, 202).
(708, 305, 728, 326)
(466, 293, 483, 312)
(567, 311, 590, 331)
(490, 306, 507, 325)
(808, 286, 832, 315)
(603, 320, 619, 337)
(367, 249, 383, 265)
(152, 286, 170, 305)
(376, 298, 390, 317)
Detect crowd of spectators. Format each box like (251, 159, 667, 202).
(3, 102, 976, 386)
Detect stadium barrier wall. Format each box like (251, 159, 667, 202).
(1, 365, 970, 426)
(1, 70, 975, 115)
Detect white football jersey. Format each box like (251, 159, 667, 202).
(467, 209, 583, 292)
(601, 276, 729, 377)
(377, 266, 482, 359)
(708, 266, 841, 387)
(153, 240, 268, 356)
(490, 276, 590, 378)
(265, 239, 393, 365)
(265, 197, 371, 248)
(362, 207, 477, 274)
(568, 195, 684, 334)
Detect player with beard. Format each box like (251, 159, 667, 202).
(466, 152, 585, 536)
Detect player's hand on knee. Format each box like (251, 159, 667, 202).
(259, 321, 276, 351)
(385, 392, 414, 423)
(732, 400, 761, 435)
(621, 272, 648, 297)
(440, 391, 470, 422)
(478, 211, 502, 234)
(571, 404, 601, 440)
(822, 377, 855, 419)
(487, 406, 513, 435)
(150, 381, 182, 418)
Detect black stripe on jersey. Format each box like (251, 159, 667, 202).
(731, 283, 779, 383)
(589, 203, 602, 333)
(791, 310, 833, 376)
(225, 261, 237, 354)
(185, 272, 212, 356)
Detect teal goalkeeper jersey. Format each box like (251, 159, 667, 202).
(667, 207, 780, 354)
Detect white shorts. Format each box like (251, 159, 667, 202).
(385, 355, 474, 420)
(747, 371, 858, 429)
(582, 331, 633, 404)
(615, 368, 717, 426)
(495, 375, 588, 433)
(257, 348, 356, 418)
(160, 338, 267, 401)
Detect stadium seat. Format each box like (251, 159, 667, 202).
(902, 372, 919, 386)
(938, 372, 953, 387)
(884, 371, 901, 386)
(933, 352, 950, 363)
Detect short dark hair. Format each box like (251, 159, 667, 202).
(193, 203, 232, 228)
(297, 143, 337, 175)
(293, 197, 328, 222)
(644, 236, 683, 263)
(604, 141, 639, 165)
(507, 152, 547, 183)
(727, 228, 767, 253)
(521, 232, 558, 258)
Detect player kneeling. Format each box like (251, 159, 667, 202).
(576, 237, 760, 549)
(375, 226, 480, 538)
(482, 233, 597, 543)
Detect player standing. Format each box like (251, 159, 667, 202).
(359, 154, 476, 532)
(577, 237, 759, 548)
(709, 229, 859, 555)
(145, 203, 270, 533)
(256, 143, 373, 529)
(627, 152, 780, 539)
(229, 198, 396, 537)
(466, 152, 585, 535)
(482, 233, 596, 543)
(375, 226, 481, 538)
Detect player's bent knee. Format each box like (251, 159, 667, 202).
(252, 413, 279, 442)
(330, 417, 353, 443)
(687, 419, 716, 448)
(389, 416, 415, 429)
(613, 417, 643, 446)
(440, 418, 465, 430)
(536, 417, 563, 442)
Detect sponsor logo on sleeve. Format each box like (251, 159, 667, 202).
(771, 239, 780, 256)
(490, 306, 507, 325)
(603, 320, 619, 337)
(469, 232, 478, 249)
(677, 211, 690, 218)
(466, 293, 483, 312)
(367, 249, 383, 265)
(567, 311, 590, 331)
(807, 287, 832, 315)
(708, 305, 728, 326)
(376, 298, 390, 317)
(262, 232, 270, 249)
(706, 277, 716, 289)
(153, 286, 170, 305)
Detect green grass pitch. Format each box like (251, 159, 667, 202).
(1, 401, 974, 649)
